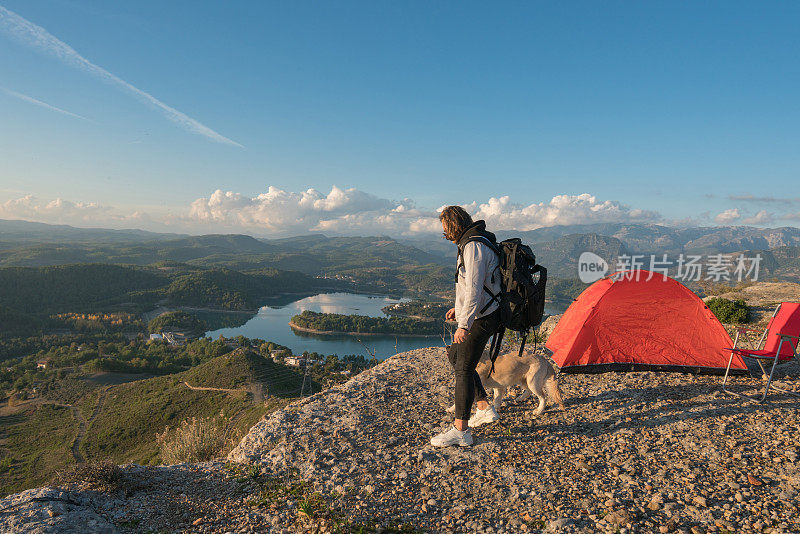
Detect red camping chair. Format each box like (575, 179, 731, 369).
(722, 302, 800, 402)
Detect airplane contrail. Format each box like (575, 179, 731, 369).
(0, 5, 243, 147)
(2, 87, 93, 121)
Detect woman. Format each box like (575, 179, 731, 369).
(431, 206, 502, 447)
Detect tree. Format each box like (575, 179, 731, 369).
(324, 354, 339, 372)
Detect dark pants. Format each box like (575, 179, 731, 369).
(447, 310, 501, 421)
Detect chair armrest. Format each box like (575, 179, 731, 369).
(777, 333, 800, 340)
(737, 326, 763, 333)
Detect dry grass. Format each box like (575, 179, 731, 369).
(697, 280, 756, 297)
(156, 414, 233, 464)
(706, 281, 800, 307)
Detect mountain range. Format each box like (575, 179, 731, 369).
(2, 219, 800, 281)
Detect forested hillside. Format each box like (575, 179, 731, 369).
(0, 234, 276, 267)
(0, 264, 331, 337)
(163, 268, 320, 310)
(0, 265, 166, 314)
(0, 228, 453, 300)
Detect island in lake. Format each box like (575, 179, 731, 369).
(289, 310, 447, 337)
(381, 300, 450, 319)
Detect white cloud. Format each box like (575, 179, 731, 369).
(1, 188, 665, 237)
(714, 208, 776, 226)
(715, 208, 741, 224)
(0, 5, 241, 147)
(187, 186, 405, 235)
(187, 188, 660, 236)
(0, 194, 144, 227)
(454, 194, 660, 231)
(742, 210, 774, 225)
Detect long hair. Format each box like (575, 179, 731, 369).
(439, 205, 473, 242)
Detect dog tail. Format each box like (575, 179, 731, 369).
(546, 374, 566, 411)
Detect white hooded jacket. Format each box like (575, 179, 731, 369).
(455, 238, 501, 330)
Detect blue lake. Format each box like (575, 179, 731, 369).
(205, 293, 445, 360)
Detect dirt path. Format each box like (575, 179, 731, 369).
(182, 382, 248, 394)
(21, 399, 88, 464)
(70, 387, 109, 464)
(68, 405, 86, 464)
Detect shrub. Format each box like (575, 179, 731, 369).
(7, 392, 23, 407)
(707, 297, 750, 324)
(0, 456, 13, 472)
(156, 415, 231, 464)
(55, 459, 121, 490)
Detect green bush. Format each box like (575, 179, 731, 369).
(707, 297, 750, 324)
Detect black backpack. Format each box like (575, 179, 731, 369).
(458, 234, 548, 369)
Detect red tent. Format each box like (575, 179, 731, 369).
(546, 271, 747, 374)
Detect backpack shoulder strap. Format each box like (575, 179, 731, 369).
(458, 235, 501, 258)
(488, 327, 505, 376)
(456, 235, 501, 280)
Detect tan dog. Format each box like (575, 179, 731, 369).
(447, 349, 565, 416)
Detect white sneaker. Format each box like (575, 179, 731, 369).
(468, 406, 499, 428)
(430, 426, 474, 447)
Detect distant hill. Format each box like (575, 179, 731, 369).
(683, 227, 800, 253)
(0, 234, 277, 267)
(499, 223, 800, 255)
(396, 237, 453, 261)
(730, 246, 800, 282)
(152, 234, 279, 258)
(769, 246, 800, 281)
(0, 264, 331, 336)
(261, 234, 450, 268)
(0, 219, 186, 248)
(0, 231, 447, 271)
(499, 223, 685, 254)
(0, 349, 310, 495)
(0, 264, 167, 315)
(2, 220, 800, 297)
(82, 348, 312, 465)
(0, 232, 450, 299)
(4, 218, 799, 257)
(533, 233, 629, 279)
(164, 267, 320, 309)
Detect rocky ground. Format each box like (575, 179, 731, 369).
(710, 283, 800, 309)
(2, 347, 799, 533)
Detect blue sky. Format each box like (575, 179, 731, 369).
(1, 1, 798, 236)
